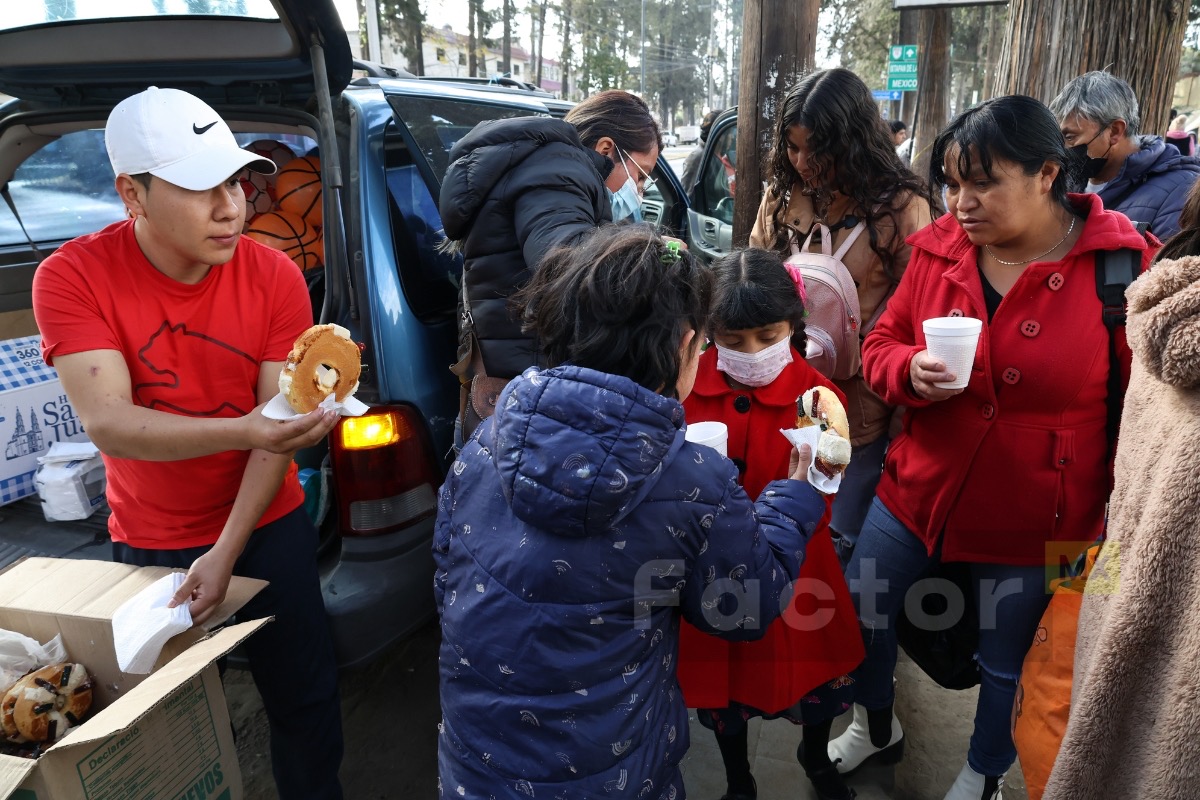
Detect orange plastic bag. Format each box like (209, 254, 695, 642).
(1012, 546, 1100, 800)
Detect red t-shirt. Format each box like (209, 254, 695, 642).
(33, 220, 309, 549)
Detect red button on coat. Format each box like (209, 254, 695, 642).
(1047, 273, 1065, 291)
(981, 403, 995, 420)
(1002, 368, 1021, 385)
(1020, 320, 1041, 337)
(948, 308, 964, 317)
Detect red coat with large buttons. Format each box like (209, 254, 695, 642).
(676, 348, 864, 712)
(862, 194, 1156, 564)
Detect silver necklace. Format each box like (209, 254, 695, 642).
(984, 217, 1076, 266)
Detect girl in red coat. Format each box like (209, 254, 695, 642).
(680, 248, 865, 800)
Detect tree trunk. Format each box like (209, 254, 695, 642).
(996, 0, 1188, 135)
(732, 0, 819, 246)
(468, 0, 477, 77)
(502, 0, 512, 74)
(912, 8, 951, 179)
(560, 0, 572, 99)
(477, 1, 488, 76)
(536, 1, 547, 86)
(980, 5, 1004, 102)
(412, 13, 424, 76)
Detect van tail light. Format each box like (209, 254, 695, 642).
(329, 404, 443, 536)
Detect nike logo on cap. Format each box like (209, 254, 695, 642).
(193, 121, 218, 135)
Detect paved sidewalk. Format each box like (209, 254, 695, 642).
(680, 653, 1029, 800)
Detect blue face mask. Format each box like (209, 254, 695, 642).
(608, 147, 645, 222)
(609, 178, 643, 222)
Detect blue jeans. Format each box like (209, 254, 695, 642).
(845, 497, 1052, 776)
(113, 507, 344, 800)
(830, 434, 889, 563)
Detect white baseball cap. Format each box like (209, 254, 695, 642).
(105, 86, 276, 191)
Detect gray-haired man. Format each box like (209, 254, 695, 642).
(1051, 70, 1200, 239)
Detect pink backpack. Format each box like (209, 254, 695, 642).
(785, 222, 871, 381)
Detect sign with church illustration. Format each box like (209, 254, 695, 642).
(1, 335, 90, 505)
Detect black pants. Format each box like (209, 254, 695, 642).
(113, 507, 344, 800)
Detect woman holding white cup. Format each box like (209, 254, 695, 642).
(828, 96, 1157, 800)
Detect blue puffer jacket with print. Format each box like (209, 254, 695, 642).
(433, 365, 825, 799)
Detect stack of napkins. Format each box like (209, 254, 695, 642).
(35, 441, 100, 464)
(112, 573, 193, 674)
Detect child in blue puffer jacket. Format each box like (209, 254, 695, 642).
(434, 224, 829, 799)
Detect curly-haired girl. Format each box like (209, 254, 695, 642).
(751, 67, 936, 561)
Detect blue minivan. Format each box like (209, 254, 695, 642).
(0, 0, 693, 668)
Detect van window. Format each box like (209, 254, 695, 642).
(0, 130, 125, 246)
(384, 134, 462, 321)
(385, 95, 545, 185)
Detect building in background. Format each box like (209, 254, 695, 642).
(422, 25, 563, 95)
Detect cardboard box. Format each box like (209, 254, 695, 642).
(1, 337, 91, 506)
(0, 558, 268, 800)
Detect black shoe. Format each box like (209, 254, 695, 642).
(798, 742, 857, 800)
(718, 774, 757, 800)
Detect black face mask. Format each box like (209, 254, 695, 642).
(1070, 125, 1114, 182)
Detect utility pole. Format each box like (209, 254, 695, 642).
(640, 0, 646, 96)
(897, 9, 917, 127)
(732, 0, 818, 246)
(912, 8, 951, 178)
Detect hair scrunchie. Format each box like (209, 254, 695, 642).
(782, 261, 809, 307)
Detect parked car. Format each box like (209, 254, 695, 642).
(0, 0, 691, 668)
(662, 130, 678, 147)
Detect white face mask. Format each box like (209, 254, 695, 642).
(714, 337, 793, 387)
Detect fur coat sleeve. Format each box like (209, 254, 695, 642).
(1044, 255, 1200, 799)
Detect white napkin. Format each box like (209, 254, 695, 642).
(261, 391, 369, 421)
(112, 573, 194, 674)
(779, 427, 846, 494)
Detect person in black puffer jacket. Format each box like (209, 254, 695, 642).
(440, 91, 663, 442)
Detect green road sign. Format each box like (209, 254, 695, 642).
(887, 44, 918, 92)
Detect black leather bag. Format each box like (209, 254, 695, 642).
(895, 561, 981, 690)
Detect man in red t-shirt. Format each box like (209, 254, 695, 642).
(32, 87, 343, 800)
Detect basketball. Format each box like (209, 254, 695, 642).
(305, 232, 325, 272)
(275, 155, 322, 227)
(247, 138, 297, 181)
(245, 210, 320, 271)
(240, 171, 275, 230)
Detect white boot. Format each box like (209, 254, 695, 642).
(943, 764, 1005, 800)
(827, 703, 904, 775)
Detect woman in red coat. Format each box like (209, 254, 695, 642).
(680, 248, 865, 800)
(828, 96, 1156, 800)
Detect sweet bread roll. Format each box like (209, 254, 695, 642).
(279, 324, 362, 413)
(796, 387, 852, 479)
(10, 663, 93, 743)
(1, 673, 33, 742)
